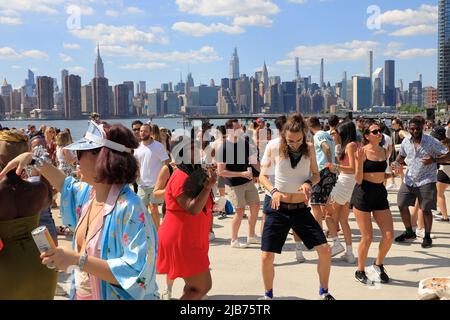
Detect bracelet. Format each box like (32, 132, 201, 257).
(78, 252, 88, 271)
(270, 188, 279, 196)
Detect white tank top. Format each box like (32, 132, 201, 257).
(56, 146, 65, 165)
(275, 156, 311, 194)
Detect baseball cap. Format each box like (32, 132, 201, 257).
(65, 121, 132, 153)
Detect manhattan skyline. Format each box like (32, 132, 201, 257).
(0, 0, 438, 88)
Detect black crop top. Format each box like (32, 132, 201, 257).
(364, 159, 387, 173)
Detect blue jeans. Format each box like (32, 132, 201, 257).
(39, 207, 58, 244)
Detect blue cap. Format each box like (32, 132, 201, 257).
(65, 121, 132, 153)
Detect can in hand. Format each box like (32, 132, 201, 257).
(31, 226, 57, 269)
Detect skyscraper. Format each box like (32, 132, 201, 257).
(353, 76, 372, 111)
(229, 47, 240, 80)
(341, 72, 347, 102)
(36, 76, 54, 110)
(61, 69, 69, 91)
(123, 81, 134, 114)
(261, 61, 269, 91)
(24, 69, 35, 97)
(384, 60, 396, 106)
(320, 58, 324, 88)
(369, 51, 373, 105)
(138, 81, 146, 94)
(114, 84, 129, 117)
(63, 74, 81, 119)
(186, 72, 194, 88)
(1, 78, 12, 97)
(81, 84, 92, 113)
(438, 0, 450, 104)
(91, 77, 109, 117)
(372, 67, 384, 106)
(295, 57, 301, 80)
(94, 44, 105, 78)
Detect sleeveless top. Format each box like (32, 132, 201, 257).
(275, 156, 311, 194)
(364, 148, 388, 173)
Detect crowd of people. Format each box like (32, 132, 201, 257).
(0, 113, 449, 300)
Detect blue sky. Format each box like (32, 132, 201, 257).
(0, 0, 438, 90)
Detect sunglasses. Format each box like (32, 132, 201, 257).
(76, 148, 101, 160)
(370, 129, 380, 135)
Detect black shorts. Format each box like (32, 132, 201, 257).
(397, 183, 437, 212)
(351, 180, 390, 212)
(437, 170, 450, 184)
(310, 167, 338, 205)
(261, 204, 327, 253)
(262, 194, 272, 214)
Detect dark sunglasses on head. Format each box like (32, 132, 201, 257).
(370, 129, 380, 135)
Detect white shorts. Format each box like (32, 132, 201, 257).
(330, 173, 356, 205)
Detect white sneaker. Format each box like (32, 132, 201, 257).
(161, 290, 172, 300)
(209, 232, 215, 241)
(230, 240, 249, 248)
(330, 242, 345, 257)
(295, 248, 306, 263)
(416, 228, 436, 239)
(339, 252, 356, 264)
(258, 295, 273, 300)
(247, 236, 261, 245)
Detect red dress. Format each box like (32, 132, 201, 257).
(156, 170, 213, 280)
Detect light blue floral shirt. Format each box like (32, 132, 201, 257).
(400, 134, 448, 187)
(60, 176, 159, 300)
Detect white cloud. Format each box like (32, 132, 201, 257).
(105, 10, 119, 17)
(0, 9, 20, 16)
(101, 45, 222, 64)
(233, 15, 273, 27)
(389, 24, 437, 36)
(175, 0, 279, 17)
(11, 65, 21, 69)
(379, 4, 437, 37)
(120, 62, 167, 70)
(379, 4, 437, 26)
(0, 0, 63, 15)
(59, 53, 73, 62)
(288, 0, 308, 3)
(22, 50, 49, 59)
(385, 43, 437, 59)
(0, 16, 22, 25)
(126, 6, 144, 14)
(70, 24, 169, 45)
(0, 47, 48, 60)
(63, 42, 80, 50)
(276, 40, 380, 67)
(0, 47, 20, 59)
(68, 66, 87, 75)
(172, 22, 244, 36)
(65, 4, 95, 16)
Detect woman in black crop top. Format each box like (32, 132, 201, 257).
(350, 122, 394, 286)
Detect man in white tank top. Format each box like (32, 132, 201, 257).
(259, 114, 335, 300)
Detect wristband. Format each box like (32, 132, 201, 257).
(78, 252, 88, 271)
(270, 188, 279, 196)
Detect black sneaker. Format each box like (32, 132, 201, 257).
(372, 264, 390, 283)
(320, 293, 336, 300)
(421, 237, 432, 248)
(355, 270, 373, 285)
(394, 231, 416, 242)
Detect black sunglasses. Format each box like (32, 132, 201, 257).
(76, 148, 101, 160)
(370, 129, 380, 135)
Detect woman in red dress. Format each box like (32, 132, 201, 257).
(156, 138, 216, 300)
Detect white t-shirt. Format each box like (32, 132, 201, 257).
(134, 140, 170, 187)
(382, 133, 392, 150)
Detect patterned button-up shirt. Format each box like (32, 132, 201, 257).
(400, 134, 448, 187)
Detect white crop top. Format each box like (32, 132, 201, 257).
(274, 156, 311, 194)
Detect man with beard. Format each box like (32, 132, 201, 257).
(394, 116, 450, 248)
(134, 123, 170, 230)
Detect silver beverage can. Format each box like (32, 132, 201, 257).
(31, 226, 56, 269)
